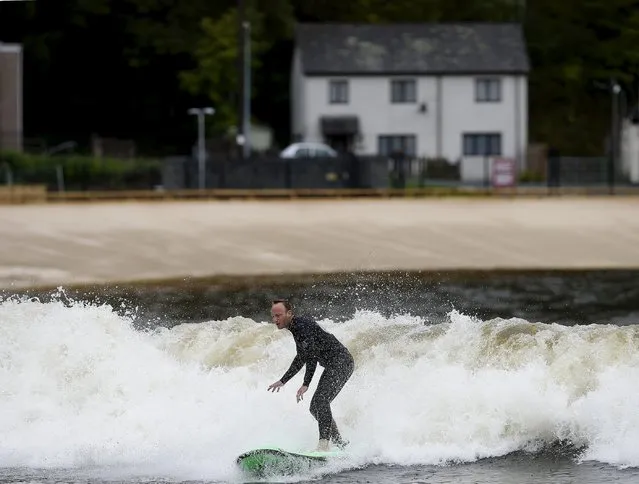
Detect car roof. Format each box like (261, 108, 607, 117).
(290, 142, 333, 148)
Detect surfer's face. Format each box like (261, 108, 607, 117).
(271, 302, 292, 329)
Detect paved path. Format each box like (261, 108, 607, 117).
(1, 198, 639, 289)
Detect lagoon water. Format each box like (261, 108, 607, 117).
(2, 269, 639, 483)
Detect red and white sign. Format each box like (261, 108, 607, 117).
(492, 158, 517, 187)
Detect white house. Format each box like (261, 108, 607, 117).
(290, 23, 530, 182)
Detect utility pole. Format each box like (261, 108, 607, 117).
(610, 80, 620, 195)
(242, 20, 251, 158)
(237, 0, 245, 159)
(188, 107, 215, 190)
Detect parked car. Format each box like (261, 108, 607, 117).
(279, 142, 338, 159)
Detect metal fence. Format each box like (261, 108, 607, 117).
(546, 156, 625, 186)
(161, 155, 462, 190)
(0, 151, 635, 192)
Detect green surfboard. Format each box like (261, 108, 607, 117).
(236, 446, 346, 477)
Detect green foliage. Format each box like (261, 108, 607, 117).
(121, 0, 235, 62)
(524, 0, 639, 153)
(7, 0, 639, 156)
(290, 0, 519, 24)
(179, 9, 255, 130)
(0, 151, 162, 191)
(518, 170, 544, 183)
(179, 2, 293, 131)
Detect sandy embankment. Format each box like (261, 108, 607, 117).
(1, 197, 639, 290)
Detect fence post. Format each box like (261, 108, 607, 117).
(285, 159, 292, 189)
(483, 154, 490, 188)
(547, 148, 560, 193)
(2, 162, 13, 186)
(56, 165, 65, 192)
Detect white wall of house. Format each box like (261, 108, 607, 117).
(442, 75, 528, 182)
(620, 119, 639, 183)
(295, 73, 439, 155)
(291, 52, 528, 182)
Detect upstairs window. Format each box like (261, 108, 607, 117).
(475, 78, 501, 102)
(329, 80, 349, 104)
(391, 79, 417, 103)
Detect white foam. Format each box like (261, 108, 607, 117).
(1, 295, 639, 481)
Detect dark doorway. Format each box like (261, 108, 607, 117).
(320, 115, 360, 154)
(325, 134, 354, 153)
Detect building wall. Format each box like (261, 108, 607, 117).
(296, 70, 528, 182)
(302, 75, 437, 156)
(0, 42, 23, 152)
(440, 75, 527, 182)
(621, 119, 639, 183)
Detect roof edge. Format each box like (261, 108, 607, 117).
(293, 21, 526, 38)
(302, 70, 530, 77)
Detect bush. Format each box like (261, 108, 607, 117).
(0, 150, 162, 191)
(518, 170, 545, 183)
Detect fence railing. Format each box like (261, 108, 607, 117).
(547, 156, 625, 186)
(163, 154, 632, 190)
(162, 155, 462, 191)
(0, 150, 634, 193)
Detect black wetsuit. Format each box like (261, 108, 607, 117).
(280, 315, 354, 443)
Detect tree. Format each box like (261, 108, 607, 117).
(3, 0, 639, 156)
(524, 0, 639, 153)
(179, 1, 294, 133)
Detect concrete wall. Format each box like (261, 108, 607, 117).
(3, 198, 639, 290)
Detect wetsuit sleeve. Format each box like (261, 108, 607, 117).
(280, 354, 304, 384)
(302, 359, 317, 387)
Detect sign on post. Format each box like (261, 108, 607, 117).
(492, 158, 517, 187)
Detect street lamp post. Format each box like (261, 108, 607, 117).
(46, 141, 77, 192)
(188, 107, 215, 190)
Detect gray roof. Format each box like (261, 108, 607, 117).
(295, 23, 530, 75)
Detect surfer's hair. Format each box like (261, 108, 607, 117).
(272, 298, 293, 311)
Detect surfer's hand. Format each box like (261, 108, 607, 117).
(268, 380, 284, 392)
(296, 385, 308, 402)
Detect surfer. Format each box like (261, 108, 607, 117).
(268, 298, 354, 452)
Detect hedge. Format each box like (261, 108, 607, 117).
(0, 150, 163, 191)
